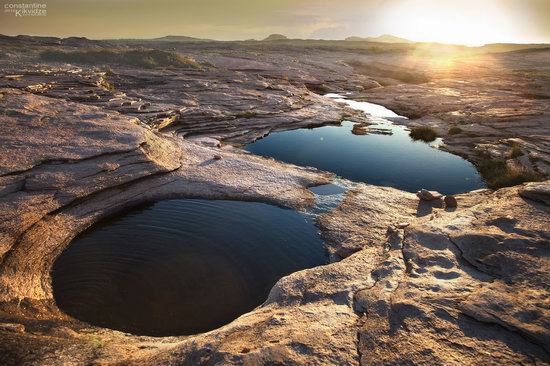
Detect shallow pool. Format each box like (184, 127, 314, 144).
(246, 95, 485, 195)
(52, 199, 326, 336)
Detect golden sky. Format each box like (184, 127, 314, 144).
(1, 0, 549, 45)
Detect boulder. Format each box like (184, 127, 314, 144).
(444, 195, 458, 207)
(416, 189, 443, 201)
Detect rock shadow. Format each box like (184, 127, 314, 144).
(198, 159, 218, 167)
(416, 199, 444, 217)
(456, 313, 550, 361)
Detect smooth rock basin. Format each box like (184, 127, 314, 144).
(52, 199, 326, 337)
(246, 95, 486, 195)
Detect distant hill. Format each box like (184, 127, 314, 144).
(345, 34, 414, 43)
(263, 34, 288, 41)
(105, 35, 213, 45)
(151, 35, 211, 42)
(476, 43, 550, 54)
(0, 34, 111, 47)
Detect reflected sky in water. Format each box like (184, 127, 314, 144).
(52, 199, 326, 336)
(246, 96, 484, 194)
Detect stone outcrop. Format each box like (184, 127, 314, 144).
(0, 88, 331, 306)
(0, 63, 358, 146)
(0, 89, 547, 364)
(416, 189, 443, 201)
(160, 182, 549, 365)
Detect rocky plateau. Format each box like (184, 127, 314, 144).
(0, 35, 549, 365)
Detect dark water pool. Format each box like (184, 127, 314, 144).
(246, 95, 485, 195)
(52, 199, 326, 337)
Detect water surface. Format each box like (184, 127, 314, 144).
(52, 199, 326, 336)
(246, 95, 485, 194)
(324, 93, 402, 118)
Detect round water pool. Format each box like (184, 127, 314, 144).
(52, 199, 326, 336)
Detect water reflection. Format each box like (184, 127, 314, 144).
(246, 96, 484, 194)
(52, 199, 326, 336)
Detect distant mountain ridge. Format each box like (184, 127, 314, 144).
(263, 34, 288, 41)
(345, 34, 414, 43)
(151, 35, 211, 42)
(0, 34, 110, 47)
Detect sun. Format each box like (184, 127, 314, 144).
(377, 0, 525, 46)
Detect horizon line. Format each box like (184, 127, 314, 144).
(1, 33, 550, 48)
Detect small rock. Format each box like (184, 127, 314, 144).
(396, 222, 410, 229)
(416, 189, 443, 201)
(351, 124, 368, 135)
(444, 195, 458, 207)
(213, 155, 222, 160)
(0, 323, 25, 333)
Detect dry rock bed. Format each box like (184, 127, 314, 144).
(0, 36, 549, 365)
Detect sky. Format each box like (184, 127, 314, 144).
(1, 0, 549, 45)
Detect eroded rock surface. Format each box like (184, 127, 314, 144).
(133, 183, 548, 366)
(0, 36, 549, 365)
(355, 182, 550, 365)
(3, 36, 548, 180)
(353, 51, 550, 176)
(1, 92, 548, 364)
(0, 89, 332, 360)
